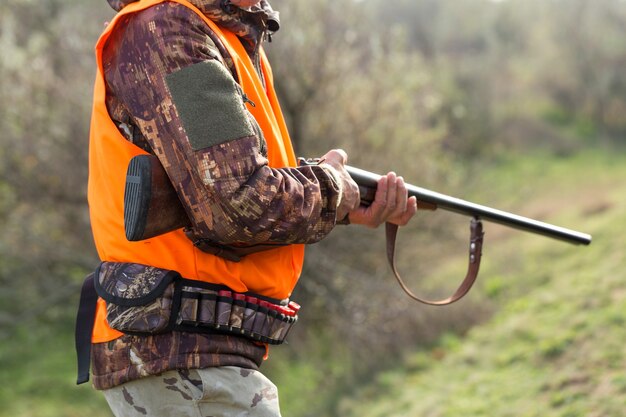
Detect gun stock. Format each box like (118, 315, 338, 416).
(124, 154, 190, 241)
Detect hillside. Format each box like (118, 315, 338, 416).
(0, 150, 621, 417)
(339, 150, 626, 417)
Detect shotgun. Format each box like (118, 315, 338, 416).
(124, 154, 591, 245)
(123, 154, 591, 304)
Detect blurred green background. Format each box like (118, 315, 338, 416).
(1, 0, 625, 416)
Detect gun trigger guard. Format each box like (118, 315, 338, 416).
(385, 217, 485, 306)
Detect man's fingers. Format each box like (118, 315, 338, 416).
(395, 176, 408, 214)
(391, 196, 418, 226)
(365, 175, 388, 224)
(384, 173, 398, 214)
(374, 175, 388, 206)
(347, 171, 418, 228)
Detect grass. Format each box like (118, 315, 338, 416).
(0, 318, 112, 417)
(1, 149, 622, 417)
(338, 150, 626, 417)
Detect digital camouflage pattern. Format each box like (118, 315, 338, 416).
(107, 0, 280, 56)
(103, 367, 281, 417)
(103, 0, 341, 246)
(91, 0, 334, 391)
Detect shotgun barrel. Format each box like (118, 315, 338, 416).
(346, 165, 592, 246)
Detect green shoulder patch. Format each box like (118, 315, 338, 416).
(165, 60, 255, 151)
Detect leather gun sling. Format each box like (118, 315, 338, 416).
(385, 218, 484, 306)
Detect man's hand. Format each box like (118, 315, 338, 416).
(319, 149, 417, 228)
(319, 149, 360, 221)
(348, 172, 418, 228)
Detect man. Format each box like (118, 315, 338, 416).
(83, 0, 417, 415)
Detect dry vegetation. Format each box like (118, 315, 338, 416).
(0, 0, 624, 416)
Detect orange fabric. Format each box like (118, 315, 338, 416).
(88, 0, 304, 343)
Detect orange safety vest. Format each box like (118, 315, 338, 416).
(88, 0, 304, 343)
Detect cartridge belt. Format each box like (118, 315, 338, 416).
(175, 281, 300, 345)
(76, 262, 300, 384)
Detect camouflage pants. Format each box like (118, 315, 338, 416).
(102, 367, 282, 417)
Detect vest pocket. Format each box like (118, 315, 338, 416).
(92, 261, 299, 344)
(94, 262, 181, 334)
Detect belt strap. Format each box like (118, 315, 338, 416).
(385, 218, 484, 306)
(75, 273, 97, 384)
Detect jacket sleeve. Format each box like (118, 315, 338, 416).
(102, 3, 341, 245)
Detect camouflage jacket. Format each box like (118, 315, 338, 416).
(104, 0, 341, 245)
(92, 0, 341, 390)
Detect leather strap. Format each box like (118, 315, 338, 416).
(385, 218, 484, 306)
(75, 273, 97, 384)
